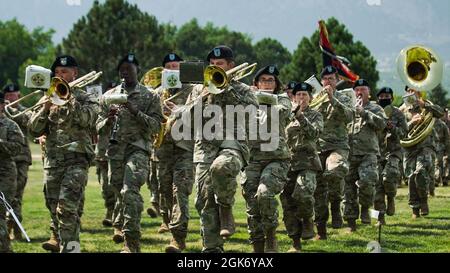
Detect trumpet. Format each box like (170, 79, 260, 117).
(5, 71, 102, 119)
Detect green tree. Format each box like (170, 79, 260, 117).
(59, 0, 170, 88)
(253, 38, 292, 76)
(428, 84, 449, 108)
(281, 17, 379, 94)
(0, 19, 55, 87)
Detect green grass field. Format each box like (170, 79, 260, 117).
(10, 143, 450, 253)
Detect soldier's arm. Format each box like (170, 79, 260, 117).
(28, 106, 49, 137)
(330, 95, 353, 123)
(300, 111, 323, 140)
(0, 121, 24, 157)
(71, 93, 100, 129)
(424, 102, 444, 119)
(391, 110, 408, 139)
(275, 96, 292, 121)
(137, 94, 163, 136)
(361, 106, 387, 131)
(96, 99, 110, 135)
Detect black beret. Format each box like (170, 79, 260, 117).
(117, 53, 139, 71)
(0, 92, 4, 103)
(207, 45, 234, 62)
(320, 65, 338, 78)
(353, 79, 370, 89)
(286, 81, 297, 90)
(254, 65, 279, 81)
(51, 55, 78, 73)
(2, 83, 19, 93)
(377, 87, 394, 97)
(293, 82, 313, 95)
(162, 53, 183, 67)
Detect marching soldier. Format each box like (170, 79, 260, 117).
(154, 53, 196, 253)
(182, 45, 258, 253)
(374, 87, 407, 225)
(344, 79, 386, 231)
(399, 87, 443, 218)
(243, 65, 291, 253)
(2, 83, 32, 240)
(29, 55, 99, 252)
(442, 109, 450, 187)
(0, 91, 25, 253)
(282, 82, 323, 253)
(314, 66, 353, 239)
(96, 53, 162, 253)
(432, 115, 450, 189)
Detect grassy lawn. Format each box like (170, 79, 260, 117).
(10, 143, 450, 253)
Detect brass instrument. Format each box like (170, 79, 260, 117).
(140, 67, 164, 89)
(153, 88, 171, 149)
(108, 79, 125, 144)
(5, 71, 102, 118)
(397, 45, 443, 148)
(203, 62, 257, 94)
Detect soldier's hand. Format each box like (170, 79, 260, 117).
(43, 100, 53, 112)
(356, 105, 364, 115)
(324, 85, 334, 101)
(417, 99, 425, 108)
(386, 120, 395, 130)
(412, 114, 423, 125)
(107, 108, 118, 121)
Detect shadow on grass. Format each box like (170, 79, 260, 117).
(395, 223, 450, 231)
(81, 228, 112, 235)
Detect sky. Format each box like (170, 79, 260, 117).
(1, 0, 449, 91)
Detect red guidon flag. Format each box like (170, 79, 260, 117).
(318, 20, 359, 82)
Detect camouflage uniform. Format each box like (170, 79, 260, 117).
(344, 102, 386, 222)
(184, 82, 258, 253)
(29, 88, 99, 252)
(0, 115, 25, 252)
(153, 85, 195, 241)
(242, 94, 291, 246)
(97, 83, 162, 248)
(314, 91, 353, 227)
(5, 105, 32, 236)
(400, 101, 444, 211)
(281, 106, 323, 239)
(432, 119, 450, 187)
(374, 106, 407, 214)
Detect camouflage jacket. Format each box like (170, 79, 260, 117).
(378, 105, 408, 159)
(433, 118, 450, 155)
(286, 106, 323, 172)
(97, 83, 163, 160)
(154, 84, 195, 162)
(0, 115, 25, 162)
(316, 91, 353, 152)
(348, 101, 387, 156)
(7, 104, 32, 164)
(399, 101, 444, 153)
(29, 88, 99, 168)
(183, 81, 259, 164)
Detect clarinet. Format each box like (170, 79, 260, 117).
(109, 80, 125, 144)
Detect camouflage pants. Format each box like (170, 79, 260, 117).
(6, 161, 29, 225)
(242, 160, 289, 243)
(0, 161, 17, 253)
(96, 160, 115, 212)
(281, 170, 316, 239)
(43, 159, 89, 252)
(109, 149, 149, 240)
(146, 159, 159, 204)
(343, 154, 378, 220)
(315, 149, 349, 224)
(195, 148, 244, 253)
(429, 151, 437, 193)
(404, 147, 433, 208)
(443, 155, 450, 184)
(374, 155, 400, 213)
(434, 151, 444, 186)
(157, 148, 194, 237)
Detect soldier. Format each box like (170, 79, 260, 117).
(28, 55, 99, 252)
(374, 87, 407, 225)
(242, 65, 291, 253)
(432, 115, 450, 189)
(182, 45, 258, 253)
(0, 91, 25, 253)
(399, 87, 443, 218)
(282, 82, 323, 253)
(153, 53, 196, 253)
(2, 83, 32, 240)
(97, 53, 162, 253)
(344, 79, 386, 231)
(284, 81, 297, 102)
(442, 109, 450, 186)
(314, 66, 353, 239)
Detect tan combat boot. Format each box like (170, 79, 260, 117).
(102, 208, 113, 227)
(347, 219, 357, 233)
(252, 241, 265, 253)
(219, 206, 235, 238)
(360, 206, 371, 224)
(147, 202, 160, 218)
(158, 213, 170, 233)
(386, 197, 395, 216)
(331, 202, 343, 229)
(121, 236, 140, 253)
(314, 223, 327, 240)
(42, 231, 60, 253)
(7, 221, 14, 241)
(376, 214, 386, 226)
(287, 236, 301, 253)
(112, 228, 124, 244)
(412, 208, 421, 219)
(264, 228, 278, 253)
(165, 235, 186, 253)
(301, 218, 315, 240)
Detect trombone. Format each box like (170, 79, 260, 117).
(203, 62, 257, 94)
(5, 71, 102, 119)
